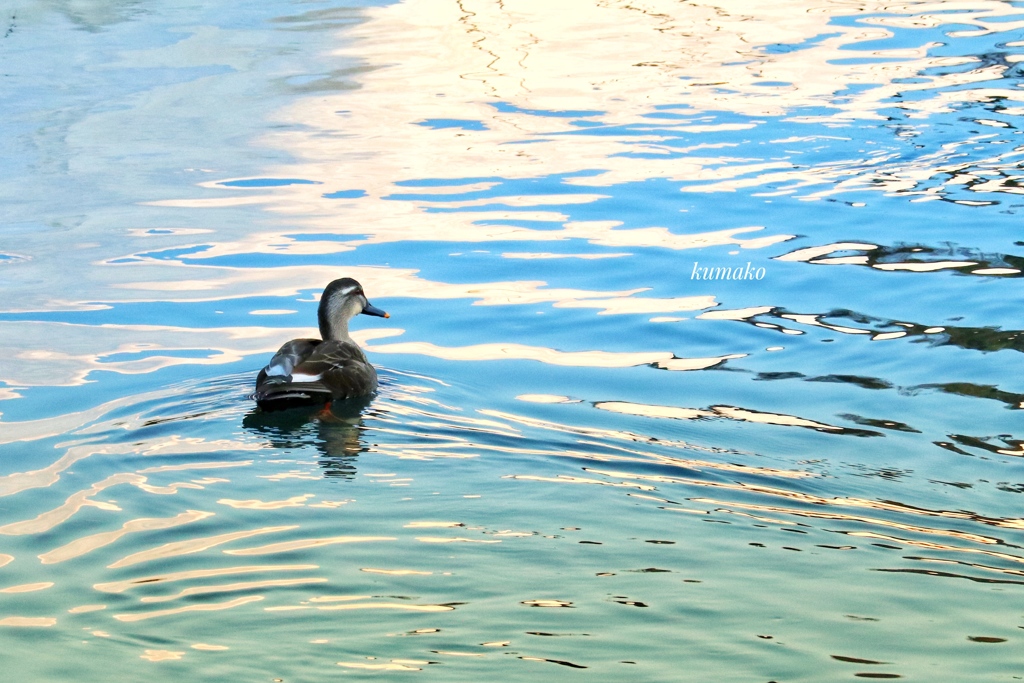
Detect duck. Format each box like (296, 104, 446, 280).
(252, 278, 389, 411)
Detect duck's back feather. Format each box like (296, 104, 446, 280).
(253, 338, 378, 411)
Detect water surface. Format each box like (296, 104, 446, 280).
(2, 0, 1024, 680)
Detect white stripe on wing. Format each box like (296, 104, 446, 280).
(290, 372, 324, 383)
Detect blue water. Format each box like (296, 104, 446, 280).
(2, 0, 1024, 680)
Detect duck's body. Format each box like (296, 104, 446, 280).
(252, 278, 388, 411)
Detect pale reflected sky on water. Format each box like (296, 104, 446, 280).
(7, 0, 1024, 380)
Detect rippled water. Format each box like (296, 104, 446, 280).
(3, 0, 1024, 680)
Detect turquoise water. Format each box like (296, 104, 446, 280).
(2, 0, 1024, 679)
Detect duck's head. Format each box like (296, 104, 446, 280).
(318, 277, 389, 340)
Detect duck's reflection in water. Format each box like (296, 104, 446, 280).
(242, 397, 373, 478)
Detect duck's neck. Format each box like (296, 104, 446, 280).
(318, 307, 352, 342)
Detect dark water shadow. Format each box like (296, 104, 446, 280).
(242, 396, 374, 478)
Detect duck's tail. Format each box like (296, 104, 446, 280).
(251, 378, 332, 412)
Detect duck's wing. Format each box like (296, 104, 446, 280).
(293, 341, 379, 400)
(253, 339, 325, 408)
(252, 339, 377, 409)
(260, 339, 321, 379)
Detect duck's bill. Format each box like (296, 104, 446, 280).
(362, 302, 390, 318)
